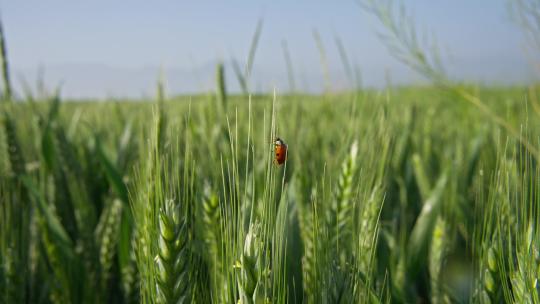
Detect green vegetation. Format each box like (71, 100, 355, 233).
(2, 85, 540, 303)
(2, 1, 540, 303)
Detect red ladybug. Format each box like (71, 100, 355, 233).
(274, 137, 288, 165)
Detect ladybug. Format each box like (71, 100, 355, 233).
(274, 137, 288, 165)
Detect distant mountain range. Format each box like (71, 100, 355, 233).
(11, 57, 537, 99)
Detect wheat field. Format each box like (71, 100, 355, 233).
(2, 1, 540, 303)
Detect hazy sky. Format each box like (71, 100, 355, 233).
(1, 0, 537, 98)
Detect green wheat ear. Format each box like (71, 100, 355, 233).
(156, 199, 190, 304)
(327, 141, 358, 251)
(299, 202, 316, 298)
(357, 183, 384, 275)
(236, 222, 268, 304)
(298, 187, 320, 301)
(2, 112, 25, 177)
(95, 199, 123, 291)
(122, 232, 140, 303)
(216, 62, 227, 112)
(0, 18, 12, 102)
(429, 217, 448, 303)
(202, 182, 220, 240)
(202, 182, 222, 285)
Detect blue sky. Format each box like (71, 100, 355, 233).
(1, 0, 537, 98)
